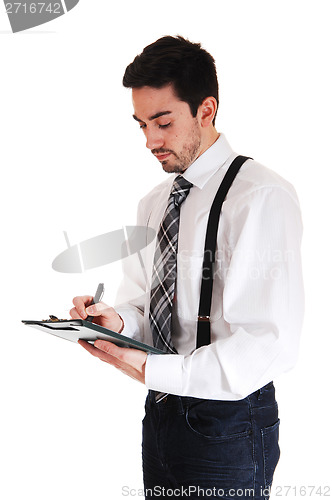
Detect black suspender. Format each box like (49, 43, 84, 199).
(196, 155, 252, 349)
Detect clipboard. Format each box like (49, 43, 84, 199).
(22, 319, 164, 355)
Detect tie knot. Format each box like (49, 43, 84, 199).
(171, 175, 193, 207)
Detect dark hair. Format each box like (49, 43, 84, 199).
(123, 36, 219, 125)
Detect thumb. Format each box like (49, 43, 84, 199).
(86, 301, 110, 317)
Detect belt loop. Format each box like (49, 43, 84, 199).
(256, 388, 263, 400)
(177, 395, 185, 415)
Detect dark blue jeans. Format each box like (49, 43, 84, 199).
(142, 382, 280, 499)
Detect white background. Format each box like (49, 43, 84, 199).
(1, 0, 331, 498)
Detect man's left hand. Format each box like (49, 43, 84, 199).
(78, 340, 147, 384)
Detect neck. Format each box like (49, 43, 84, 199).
(198, 128, 220, 159)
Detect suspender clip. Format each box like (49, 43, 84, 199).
(198, 315, 210, 322)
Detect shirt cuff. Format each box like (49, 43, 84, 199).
(145, 353, 184, 395)
(114, 307, 142, 340)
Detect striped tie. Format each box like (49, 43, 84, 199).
(149, 175, 193, 353)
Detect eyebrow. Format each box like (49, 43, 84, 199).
(133, 110, 172, 123)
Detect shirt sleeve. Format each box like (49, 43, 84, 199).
(145, 185, 305, 400)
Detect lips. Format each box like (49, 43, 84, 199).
(155, 153, 171, 161)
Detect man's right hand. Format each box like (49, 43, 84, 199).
(69, 296, 124, 333)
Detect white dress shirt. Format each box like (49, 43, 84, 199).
(115, 134, 304, 400)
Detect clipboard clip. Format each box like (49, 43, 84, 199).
(42, 315, 67, 322)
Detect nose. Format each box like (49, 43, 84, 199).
(145, 129, 165, 151)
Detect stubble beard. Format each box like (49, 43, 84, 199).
(161, 122, 202, 174)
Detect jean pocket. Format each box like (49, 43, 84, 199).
(261, 419, 280, 488)
(185, 400, 252, 440)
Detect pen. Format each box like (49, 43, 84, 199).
(85, 283, 105, 322)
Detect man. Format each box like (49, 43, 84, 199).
(70, 36, 304, 499)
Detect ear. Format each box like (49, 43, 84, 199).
(197, 97, 218, 128)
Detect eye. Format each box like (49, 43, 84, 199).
(139, 123, 146, 129)
(159, 123, 171, 129)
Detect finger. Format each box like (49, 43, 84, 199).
(77, 339, 95, 352)
(79, 340, 146, 383)
(78, 339, 104, 354)
(69, 307, 82, 320)
(78, 340, 120, 366)
(94, 339, 125, 356)
(72, 295, 94, 319)
(85, 302, 114, 318)
(94, 340, 147, 365)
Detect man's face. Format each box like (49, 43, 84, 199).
(132, 84, 202, 173)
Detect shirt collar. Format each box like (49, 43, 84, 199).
(182, 133, 234, 189)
